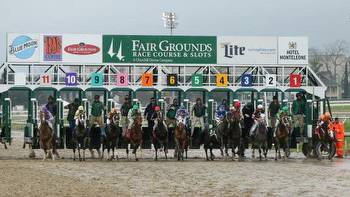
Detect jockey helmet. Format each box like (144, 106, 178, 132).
(234, 101, 241, 108)
(257, 104, 263, 110)
(133, 104, 139, 110)
(41, 106, 49, 113)
(282, 106, 289, 112)
(78, 106, 84, 111)
(324, 112, 331, 120)
(320, 114, 326, 121)
(112, 108, 118, 113)
(155, 105, 161, 111)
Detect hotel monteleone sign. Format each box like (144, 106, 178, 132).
(102, 35, 217, 64)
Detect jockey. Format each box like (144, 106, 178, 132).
(107, 108, 120, 125)
(40, 105, 54, 130)
(191, 98, 206, 136)
(127, 104, 141, 134)
(176, 105, 190, 126)
(152, 105, 168, 132)
(215, 104, 228, 123)
(250, 104, 266, 137)
(316, 112, 332, 131)
(231, 101, 242, 119)
(274, 105, 291, 136)
(74, 106, 85, 126)
(166, 100, 178, 128)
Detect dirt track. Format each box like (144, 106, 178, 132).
(0, 132, 350, 197)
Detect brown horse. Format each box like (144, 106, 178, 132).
(73, 114, 89, 161)
(39, 112, 55, 160)
(275, 116, 291, 160)
(102, 113, 121, 160)
(152, 115, 168, 160)
(124, 112, 143, 161)
(174, 117, 188, 161)
(227, 112, 242, 160)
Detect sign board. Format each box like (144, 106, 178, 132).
(116, 73, 128, 86)
(278, 37, 308, 64)
(216, 74, 228, 87)
(141, 73, 153, 86)
(265, 74, 276, 87)
(192, 74, 203, 86)
(290, 74, 301, 87)
(7, 33, 40, 62)
(65, 72, 78, 86)
(217, 36, 278, 65)
(102, 35, 216, 64)
(42, 35, 62, 61)
(62, 34, 102, 63)
(167, 74, 178, 86)
(241, 74, 253, 87)
(91, 73, 103, 86)
(40, 74, 51, 85)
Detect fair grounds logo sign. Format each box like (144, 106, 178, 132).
(102, 35, 216, 64)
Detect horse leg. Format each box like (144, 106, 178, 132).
(43, 149, 47, 161)
(155, 146, 158, 161)
(126, 143, 129, 160)
(205, 146, 209, 161)
(259, 147, 262, 161)
(101, 143, 105, 160)
(134, 146, 139, 162)
(220, 137, 224, 157)
(210, 147, 215, 161)
(164, 143, 168, 159)
(51, 149, 55, 161)
(73, 147, 76, 161)
(252, 147, 255, 159)
(89, 148, 95, 158)
(275, 141, 278, 161)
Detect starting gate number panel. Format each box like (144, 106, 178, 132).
(290, 74, 301, 87)
(192, 74, 203, 86)
(65, 72, 78, 86)
(116, 73, 128, 86)
(216, 74, 228, 87)
(266, 74, 276, 87)
(91, 73, 103, 86)
(40, 74, 51, 85)
(167, 74, 178, 86)
(241, 74, 253, 87)
(141, 73, 153, 86)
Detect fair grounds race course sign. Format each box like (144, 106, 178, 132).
(6, 33, 308, 65)
(102, 35, 217, 64)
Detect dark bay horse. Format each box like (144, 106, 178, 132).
(124, 112, 143, 161)
(251, 117, 268, 161)
(0, 130, 8, 149)
(228, 112, 242, 160)
(73, 114, 89, 161)
(89, 123, 102, 158)
(174, 116, 188, 161)
(152, 115, 168, 160)
(275, 116, 291, 160)
(39, 112, 55, 160)
(217, 113, 230, 157)
(202, 124, 221, 161)
(102, 113, 121, 160)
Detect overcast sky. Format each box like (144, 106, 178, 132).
(1, 0, 349, 61)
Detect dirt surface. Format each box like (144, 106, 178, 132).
(0, 131, 350, 197)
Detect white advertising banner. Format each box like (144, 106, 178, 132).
(217, 36, 278, 65)
(278, 37, 308, 65)
(7, 33, 40, 62)
(62, 34, 102, 63)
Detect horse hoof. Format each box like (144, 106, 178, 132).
(135, 158, 139, 161)
(275, 158, 277, 161)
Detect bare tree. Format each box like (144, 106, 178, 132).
(308, 48, 324, 73)
(323, 40, 348, 81)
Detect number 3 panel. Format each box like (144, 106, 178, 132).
(116, 73, 128, 86)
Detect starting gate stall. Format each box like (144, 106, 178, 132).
(0, 95, 12, 145)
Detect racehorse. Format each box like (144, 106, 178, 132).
(275, 116, 291, 160)
(102, 113, 121, 160)
(202, 124, 221, 161)
(89, 122, 102, 159)
(39, 111, 55, 160)
(251, 117, 268, 161)
(228, 112, 242, 160)
(216, 113, 230, 157)
(174, 116, 188, 161)
(73, 114, 89, 161)
(124, 112, 143, 161)
(152, 116, 168, 160)
(0, 129, 8, 149)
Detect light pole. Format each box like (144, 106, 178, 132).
(162, 12, 178, 36)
